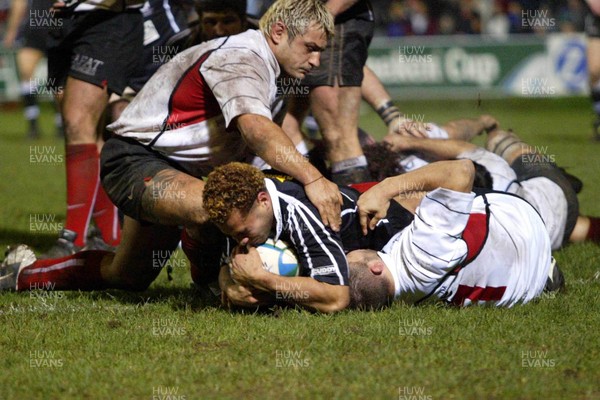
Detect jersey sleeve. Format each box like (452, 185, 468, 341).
(200, 49, 273, 128)
(284, 204, 349, 286)
(387, 188, 475, 297)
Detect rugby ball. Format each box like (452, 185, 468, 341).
(256, 239, 299, 277)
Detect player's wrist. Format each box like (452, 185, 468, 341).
(377, 100, 403, 126)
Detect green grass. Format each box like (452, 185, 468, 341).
(1, 98, 599, 399)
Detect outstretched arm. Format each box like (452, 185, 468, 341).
(383, 134, 479, 160)
(358, 160, 475, 234)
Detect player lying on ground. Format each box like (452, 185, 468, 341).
(0, 0, 343, 294)
(192, 162, 415, 312)
(379, 121, 600, 250)
(348, 159, 562, 309)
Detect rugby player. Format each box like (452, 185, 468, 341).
(196, 162, 413, 312)
(41, 0, 144, 256)
(0, 0, 342, 295)
(3, 0, 63, 139)
(348, 159, 560, 309)
(380, 121, 600, 249)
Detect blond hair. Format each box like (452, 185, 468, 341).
(259, 0, 334, 42)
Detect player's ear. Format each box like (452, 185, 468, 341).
(256, 191, 270, 207)
(368, 260, 385, 276)
(270, 21, 287, 45)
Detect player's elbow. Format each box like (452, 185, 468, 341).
(453, 159, 475, 193)
(317, 286, 350, 313)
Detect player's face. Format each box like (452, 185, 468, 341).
(220, 193, 274, 246)
(202, 11, 245, 40)
(277, 23, 327, 79)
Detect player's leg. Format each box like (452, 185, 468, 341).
(568, 216, 600, 244)
(52, 77, 109, 255)
(43, 11, 143, 256)
(303, 12, 374, 185)
(7, 216, 180, 291)
(311, 84, 367, 185)
(16, 47, 45, 139)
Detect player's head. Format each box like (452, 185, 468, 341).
(203, 162, 274, 246)
(347, 250, 394, 310)
(260, 0, 334, 79)
(197, 0, 248, 40)
(472, 161, 494, 189)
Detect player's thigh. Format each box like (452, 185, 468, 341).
(105, 216, 181, 290)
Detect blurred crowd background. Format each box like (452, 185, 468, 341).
(0, 0, 591, 39)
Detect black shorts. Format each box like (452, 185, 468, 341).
(100, 136, 187, 221)
(585, 12, 600, 38)
(15, 0, 54, 52)
(47, 10, 143, 95)
(302, 16, 374, 87)
(511, 157, 579, 244)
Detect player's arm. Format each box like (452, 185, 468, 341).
(358, 160, 475, 234)
(383, 135, 479, 160)
(227, 245, 349, 313)
(441, 115, 498, 141)
(325, 0, 360, 16)
(361, 66, 429, 137)
(236, 114, 343, 231)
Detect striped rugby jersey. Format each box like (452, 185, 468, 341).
(108, 30, 281, 177)
(263, 178, 414, 286)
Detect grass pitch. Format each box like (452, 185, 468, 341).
(0, 97, 599, 399)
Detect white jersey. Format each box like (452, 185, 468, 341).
(458, 148, 567, 250)
(379, 188, 552, 307)
(108, 29, 280, 177)
(400, 123, 567, 251)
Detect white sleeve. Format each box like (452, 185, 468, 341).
(201, 49, 273, 128)
(384, 188, 475, 301)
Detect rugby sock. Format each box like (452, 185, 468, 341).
(65, 144, 100, 247)
(21, 81, 39, 132)
(17, 250, 109, 291)
(331, 156, 368, 173)
(92, 185, 121, 246)
(295, 140, 309, 157)
(585, 217, 600, 243)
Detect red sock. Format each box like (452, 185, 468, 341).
(181, 229, 222, 285)
(65, 144, 100, 247)
(17, 250, 110, 291)
(92, 185, 121, 246)
(586, 217, 600, 243)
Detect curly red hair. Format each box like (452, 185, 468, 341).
(203, 162, 266, 224)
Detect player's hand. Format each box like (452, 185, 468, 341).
(229, 244, 268, 285)
(479, 114, 499, 134)
(383, 133, 419, 153)
(304, 176, 343, 232)
(390, 116, 430, 138)
(218, 265, 268, 308)
(357, 186, 391, 236)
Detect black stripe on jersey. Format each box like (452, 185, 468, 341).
(278, 191, 347, 285)
(425, 194, 471, 215)
(148, 36, 231, 148)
